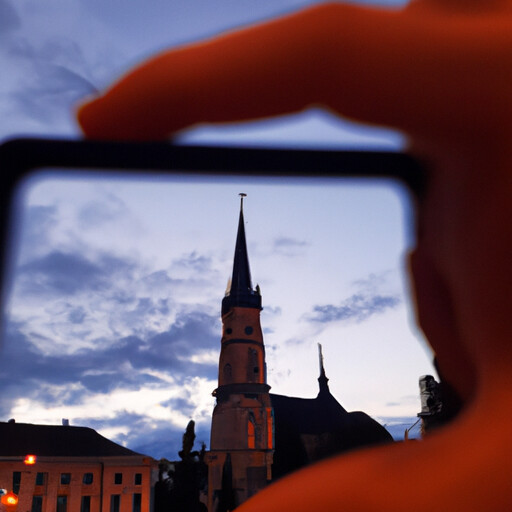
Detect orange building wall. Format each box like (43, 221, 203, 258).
(218, 307, 266, 387)
(0, 455, 156, 512)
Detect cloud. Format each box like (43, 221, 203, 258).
(2, 39, 97, 134)
(171, 251, 214, 274)
(0, 0, 20, 33)
(77, 194, 128, 228)
(17, 250, 133, 296)
(0, 1, 120, 139)
(272, 236, 309, 257)
(351, 272, 394, 294)
(68, 306, 86, 324)
(16, 205, 59, 259)
(1, 309, 219, 460)
(1, 308, 219, 403)
(377, 416, 421, 441)
(305, 270, 402, 325)
(308, 293, 400, 324)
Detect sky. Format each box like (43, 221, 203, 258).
(0, 0, 434, 460)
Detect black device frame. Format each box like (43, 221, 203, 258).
(0, 137, 425, 331)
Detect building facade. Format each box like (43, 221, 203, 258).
(0, 421, 155, 512)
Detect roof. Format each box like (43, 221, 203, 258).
(270, 389, 393, 479)
(0, 421, 143, 458)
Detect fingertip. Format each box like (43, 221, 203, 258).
(76, 95, 104, 138)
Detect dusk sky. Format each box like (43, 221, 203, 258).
(0, 0, 433, 459)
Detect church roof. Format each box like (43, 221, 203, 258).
(0, 421, 144, 458)
(269, 351, 393, 480)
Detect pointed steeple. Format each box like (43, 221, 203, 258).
(231, 194, 252, 296)
(317, 343, 330, 395)
(222, 194, 262, 315)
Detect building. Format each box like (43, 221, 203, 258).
(207, 196, 392, 511)
(0, 420, 155, 512)
(206, 195, 274, 511)
(270, 346, 392, 480)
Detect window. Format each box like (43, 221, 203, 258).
(56, 496, 67, 512)
(114, 473, 123, 484)
(12, 471, 21, 494)
(132, 493, 142, 512)
(223, 363, 232, 382)
(81, 496, 91, 512)
(110, 495, 120, 512)
(134, 473, 142, 485)
(35, 472, 46, 486)
(31, 496, 43, 512)
(248, 418, 256, 449)
(60, 473, 71, 485)
(83, 473, 94, 485)
(244, 325, 253, 335)
(247, 348, 259, 381)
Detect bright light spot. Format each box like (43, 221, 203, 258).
(24, 454, 37, 465)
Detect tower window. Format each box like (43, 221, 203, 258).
(248, 348, 259, 382)
(223, 363, 232, 382)
(226, 327, 233, 335)
(60, 473, 71, 485)
(248, 418, 256, 449)
(244, 326, 253, 335)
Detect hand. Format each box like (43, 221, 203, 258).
(77, 2, 512, 510)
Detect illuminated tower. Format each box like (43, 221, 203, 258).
(207, 195, 274, 511)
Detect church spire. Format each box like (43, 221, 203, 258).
(222, 194, 262, 315)
(317, 343, 330, 395)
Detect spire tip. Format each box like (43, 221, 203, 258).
(239, 193, 247, 211)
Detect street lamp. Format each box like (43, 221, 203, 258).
(1, 491, 19, 511)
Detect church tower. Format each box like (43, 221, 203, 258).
(207, 195, 274, 511)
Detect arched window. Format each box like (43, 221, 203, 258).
(223, 363, 232, 383)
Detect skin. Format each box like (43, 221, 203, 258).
(77, 0, 512, 509)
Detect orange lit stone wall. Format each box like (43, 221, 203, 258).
(208, 303, 274, 510)
(0, 455, 156, 512)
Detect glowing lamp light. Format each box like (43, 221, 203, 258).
(1, 492, 18, 506)
(24, 454, 36, 465)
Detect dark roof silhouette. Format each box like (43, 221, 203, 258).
(0, 421, 143, 457)
(270, 371, 393, 479)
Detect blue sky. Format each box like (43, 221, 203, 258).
(0, 0, 431, 459)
